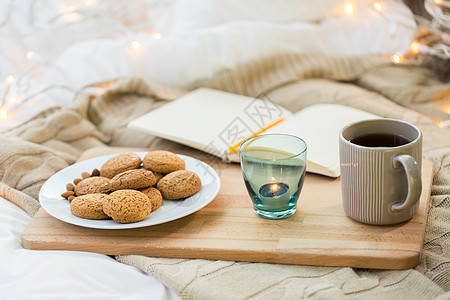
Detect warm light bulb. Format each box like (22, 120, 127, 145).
(373, 2, 382, 11)
(391, 54, 402, 64)
(97, 87, 105, 95)
(443, 105, 450, 114)
(345, 3, 354, 14)
(0, 108, 8, 119)
(410, 41, 420, 54)
(84, 0, 96, 6)
(439, 120, 450, 128)
(152, 32, 162, 40)
(130, 40, 141, 49)
(62, 5, 81, 22)
(6, 75, 14, 85)
(26, 51, 35, 60)
(434, 0, 444, 4)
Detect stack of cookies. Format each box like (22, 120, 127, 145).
(62, 150, 202, 224)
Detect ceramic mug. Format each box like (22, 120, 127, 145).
(339, 119, 422, 225)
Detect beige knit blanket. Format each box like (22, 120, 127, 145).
(1, 54, 449, 299)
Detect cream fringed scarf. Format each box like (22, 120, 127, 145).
(1, 54, 449, 299)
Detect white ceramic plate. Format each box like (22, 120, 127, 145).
(39, 152, 221, 229)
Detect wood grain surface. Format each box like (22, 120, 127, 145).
(21, 148, 433, 269)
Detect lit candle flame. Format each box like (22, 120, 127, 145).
(271, 184, 278, 192)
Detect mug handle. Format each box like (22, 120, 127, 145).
(391, 154, 422, 212)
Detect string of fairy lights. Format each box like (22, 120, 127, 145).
(0, 0, 449, 127)
(0, 0, 169, 123)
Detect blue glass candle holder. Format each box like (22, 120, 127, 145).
(239, 134, 307, 219)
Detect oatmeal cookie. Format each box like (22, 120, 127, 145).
(143, 150, 185, 174)
(140, 187, 163, 211)
(100, 152, 142, 178)
(152, 171, 165, 185)
(103, 189, 152, 223)
(70, 193, 109, 220)
(157, 170, 201, 200)
(74, 176, 111, 196)
(108, 169, 156, 191)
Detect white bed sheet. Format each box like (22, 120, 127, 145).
(0, 1, 419, 298)
(0, 196, 180, 300)
(0, 0, 416, 132)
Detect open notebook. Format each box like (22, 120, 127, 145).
(128, 88, 378, 177)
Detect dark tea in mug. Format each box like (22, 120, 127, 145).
(350, 133, 410, 147)
(339, 118, 422, 225)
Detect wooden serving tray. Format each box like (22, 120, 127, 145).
(22, 148, 433, 270)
